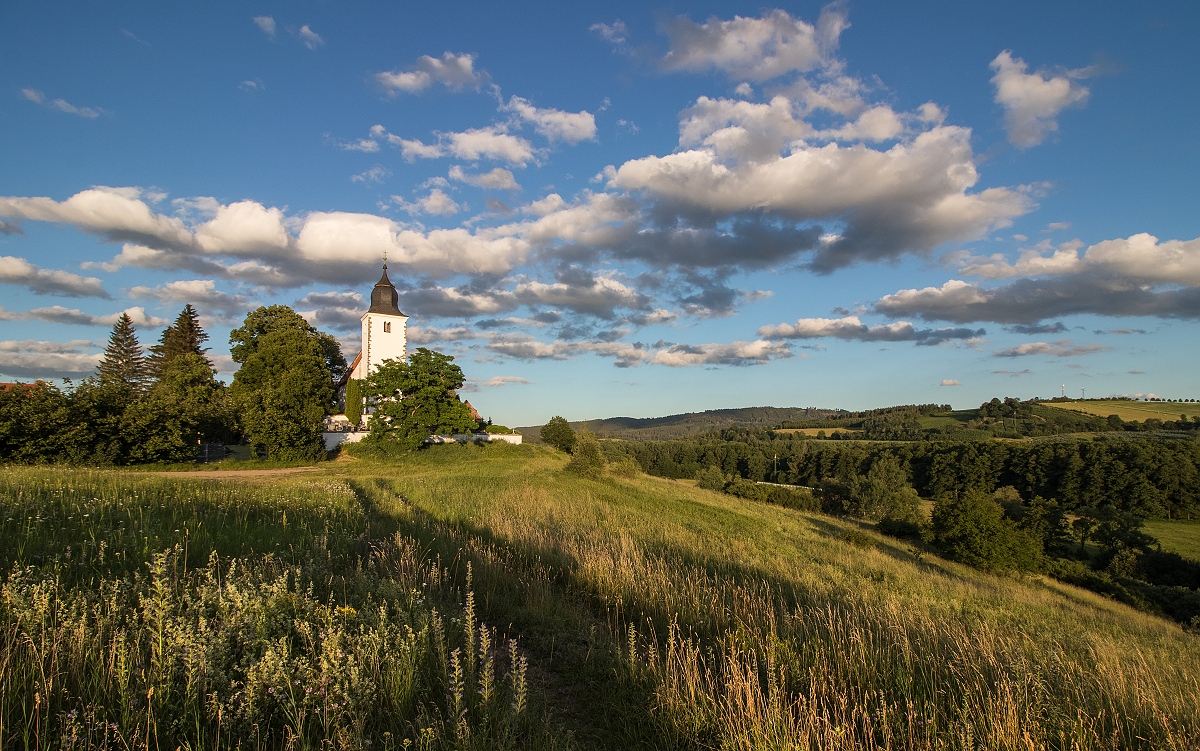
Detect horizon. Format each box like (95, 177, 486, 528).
(2, 1, 1197, 426)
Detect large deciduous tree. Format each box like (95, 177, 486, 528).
(229, 306, 338, 460)
(230, 305, 348, 384)
(364, 347, 475, 449)
(126, 354, 235, 463)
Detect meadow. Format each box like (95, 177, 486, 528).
(1044, 399, 1200, 422)
(3, 446, 1200, 750)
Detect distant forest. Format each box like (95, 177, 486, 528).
(519, 406, 845, 441)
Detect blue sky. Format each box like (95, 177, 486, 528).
(2, 0, 1197, 426)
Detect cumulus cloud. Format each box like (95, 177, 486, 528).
(378, 125, 536, 166)
(757, 315, 983, 346)
(377, 52, 483, 94)
(21, 88, 103, 118)
(612, 124, 1032, 272)
(513, 272, 651, 320)
(993, 339, 1111, 358)
(880, 233, 1200, 324)
(990, 51, 1091, 148)
(477, 375, 530, 387)
(662, 5, 847, 81)
(0, 186, 192, 249)
(940, 379, 960, 386)
(505, 97, 597, 143)
(484, 333, 790, 368)
(392, 188, 461, 217)
(351, 166, 391, 183)
(0, 256, 108, 297)
(449, 166, 521, 191)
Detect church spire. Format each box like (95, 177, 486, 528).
(368, 260, 404, 315)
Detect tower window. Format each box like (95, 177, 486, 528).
(383, 321, 391, 333)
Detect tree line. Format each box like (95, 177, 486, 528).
(0, 304, 481, 464)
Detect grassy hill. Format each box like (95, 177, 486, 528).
(4, 447, 1199, 749)
(517, 405, 843, 441)
(1045, 398, 1200, 422)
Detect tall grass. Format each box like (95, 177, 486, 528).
(345, 443, 1200, 750)
(0, 466, 559, 750)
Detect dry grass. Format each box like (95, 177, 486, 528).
(1043, 399, 1200, 422)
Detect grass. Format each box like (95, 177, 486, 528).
(1145, 519, 1200, 562)
(1044, 399, 1200, 422)
(4, 445, 1200, 750)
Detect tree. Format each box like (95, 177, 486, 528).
(931, 489, 1042, 572)
(565, 429, 604, 479)
(695, 465, 727, 492)
(541, 416, 576, 453)
(125, 354, 234, 463)
(148, 304, 211, 380)
(230, 305, 347, 385)
(363, 347, 475, 449)
(344, 378, 363, 427)
(229, 307, 335, 461)
(848, 455, 910, 520)
(97, 313, 148, 392)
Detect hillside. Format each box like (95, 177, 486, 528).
(517, 405, 843, 441)
(4, 447, 1197, 749)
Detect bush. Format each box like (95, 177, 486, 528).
(608, 456, 642, 478)
(564, 429, 604, 479)
(695, 465, 728, 492)
(762, 484, 819, 511)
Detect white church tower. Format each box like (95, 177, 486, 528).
(350, 264, 408, 380)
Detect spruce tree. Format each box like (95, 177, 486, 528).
(149, 304, 211, 379)
(97, 313, 148, 391)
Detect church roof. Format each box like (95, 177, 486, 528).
(368, 265, 406, 316)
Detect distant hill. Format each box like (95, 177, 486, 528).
(518, 406, 843, 442)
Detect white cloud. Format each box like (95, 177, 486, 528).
(376, 52, 482, 94)
(613, 125, 1031, 271)
(252, 16, 276, 38)
(959, 234, 1200, 286)
(0, 341, 102, 379)
(0, 256, 108, 297)
(990, 51, 1090, 149)
(129, 279, 249, 318)
(444, 127, 536, 166)
(662, 5, 847, 81)
(513, 274, 649, 319)
(757, 315, 982, 345)
(0, 186, 192, 249)
(478, 375, 530, 387)
(351, 166, 391, 184)
(993, 339, 1111, 358)
(193, 200, 290, 256)
(21, 88, 103, 118)
(0, 305, 166, 328)
(590, 20, 628, 45)
(393, 188, 461, 217)
(449, 166, 521, 191)
(342, 138, 380, 153)
(647, 339, 791, 367)
(505, 96, 597, 143)
(940, 379, 960, 386)
(297, 25, 324, 50)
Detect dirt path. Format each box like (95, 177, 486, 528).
(147, 466, 326, 479)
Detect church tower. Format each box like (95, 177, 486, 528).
(351, 265, 408, 380)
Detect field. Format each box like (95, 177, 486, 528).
(1044, 399, 1200, 422)
(1145, 519, 1200, 562)
(3, 446, 1200, 750)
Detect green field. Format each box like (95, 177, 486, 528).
(3, 446, 1199, 749)
(1146, 519, 1200, 562)
(1044, 399, 1200, 422)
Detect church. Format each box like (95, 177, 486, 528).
(345, 264, 408, 383)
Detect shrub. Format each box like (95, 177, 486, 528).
(608, 456, 643, 478)
(695, 465, 728, 492)
(564, 429, 604, 479)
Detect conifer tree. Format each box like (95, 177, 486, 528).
(97, 313, 148, 391)
(149, 304, 211, 380)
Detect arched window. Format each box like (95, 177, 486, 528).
(383, 321, 391, 333)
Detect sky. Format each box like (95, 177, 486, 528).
(1, 1, 1198, 426)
